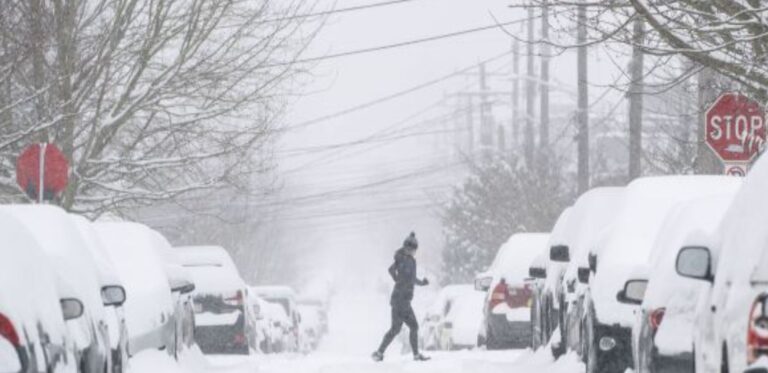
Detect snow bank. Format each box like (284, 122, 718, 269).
(591, 176, 741, 326)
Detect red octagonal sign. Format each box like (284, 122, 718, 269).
(705, 92, 767, 162)
(16, 143, 69, 201)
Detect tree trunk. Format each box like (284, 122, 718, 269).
(539, 0, 550, 167)
(576, 0, 589, 193)
(628, 17, 645, 181)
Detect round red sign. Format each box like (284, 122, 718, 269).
(705, 92, 767, 162)
(16, 143, 69, 200)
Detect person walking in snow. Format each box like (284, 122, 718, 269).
(372, 232, 431, 362)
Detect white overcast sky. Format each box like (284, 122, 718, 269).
(272, 0, 624, 287)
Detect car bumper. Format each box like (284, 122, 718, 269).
(593, 322, 633, 371)
(195, 324, 248, 355)
(652, 350, 694, 373)
(487, 314, 531, 347)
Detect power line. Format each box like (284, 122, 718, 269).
(262, 18, 536, 69)
(281, 51, 512, 132)
(260, 0, 420, 23)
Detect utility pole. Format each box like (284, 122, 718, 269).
(512, 37, 520, 152)
(466, 96, 474, 155)
(628, 17, 645, 181)
(576, 0, 589, 193)
(525, 7, 536, 169)
(479, 62, 493, 152)
(539, 0, 550, 167)
(695, 67, 723, 174)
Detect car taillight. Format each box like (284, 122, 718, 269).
(233, 332, 245, 345)
(0, 312, 19, 347)
(649, 308, 666, 332)
(748, 294, 768, 364)
(489, 281, 508, 310)
(224, 290, 244, 306)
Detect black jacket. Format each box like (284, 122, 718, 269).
(388, 248, 427, 305)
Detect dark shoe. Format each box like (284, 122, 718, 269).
(413, 353, 430, 361)
(371, 351, 384, 362)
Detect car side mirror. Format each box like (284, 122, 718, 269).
(101, 286, 127, 307)
(172, 281, 195, 295)
(550, 245, 570, 262)
(475, 276, 492, 292)
(676, 246, 714, 283)
(588, 253, 598, 273)
(616, 279, 648, 305)
(578, 267, 590, 284)
(528, 267, 546, 279)
(60, 298, 85, 320)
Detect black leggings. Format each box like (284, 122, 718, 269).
(377, 302, 419, 355)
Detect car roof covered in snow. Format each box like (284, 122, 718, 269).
(252, 285, 298, 300)
(490, 233, 550, 285)
(0, 205, 107, 322)
(93, 221, 174, 337)
(591, 176, 742, 326)
(69, 214, 123, 288)
(642, 193, 737, 311)
(562, 187, 626, 283)
(175, 245, 245, 295)
(0, 209, 68, 348)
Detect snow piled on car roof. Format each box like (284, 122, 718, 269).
(492, 233, 550, 285)
(591, 176, 742, 326)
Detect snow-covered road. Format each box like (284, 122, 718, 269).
(128, 292, 585, 373)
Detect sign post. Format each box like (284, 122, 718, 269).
(16, 143, 69, 202)
(705, 92, 767, 175)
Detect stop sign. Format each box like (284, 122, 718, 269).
(16, 143, 69, 201)
(705, 92, 767, 162)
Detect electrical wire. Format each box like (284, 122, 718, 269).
(260, 0, 420, 23)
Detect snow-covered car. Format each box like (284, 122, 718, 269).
(69, 214, 130, 373)
(244, 293, 271, 353)
(94, 222, 177, 358)
(298, 297, 329, 337)
(676, 156, 768, 373)
(475, 233, 550, 349)
(535, 207, 572, 348)
(2, 205, 112, 373)
(259, 297, 292, 353)
(421, 285, 475, 350)
(252, 286, 301, 352)
(297, 303, 323, 352)
(583, 176, 741, 373)
(439, 286, 485, 350)
(632, 193, 736, 373)
(144, 231, 197, 357)
(0, 209, 78, 373)
(557, 187, 626, 357)
(176, 246, 251, 355)
(528, 250, 549, 350)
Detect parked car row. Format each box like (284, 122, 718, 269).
(0, 205, 196, 373)
(516, 156, 768, 373)
(0, 204, 330, 372)
(470, 154, 768, 372)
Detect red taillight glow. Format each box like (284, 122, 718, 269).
(489, 281, 508, 310)
(649, 308, 666, 332)
(224, 290, 244, 306)
(748, 295, 768, 365)
(0, 313, 20, 346)
(233, 332, 245, 345)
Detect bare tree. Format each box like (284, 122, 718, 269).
(0, 0, 319, 216)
